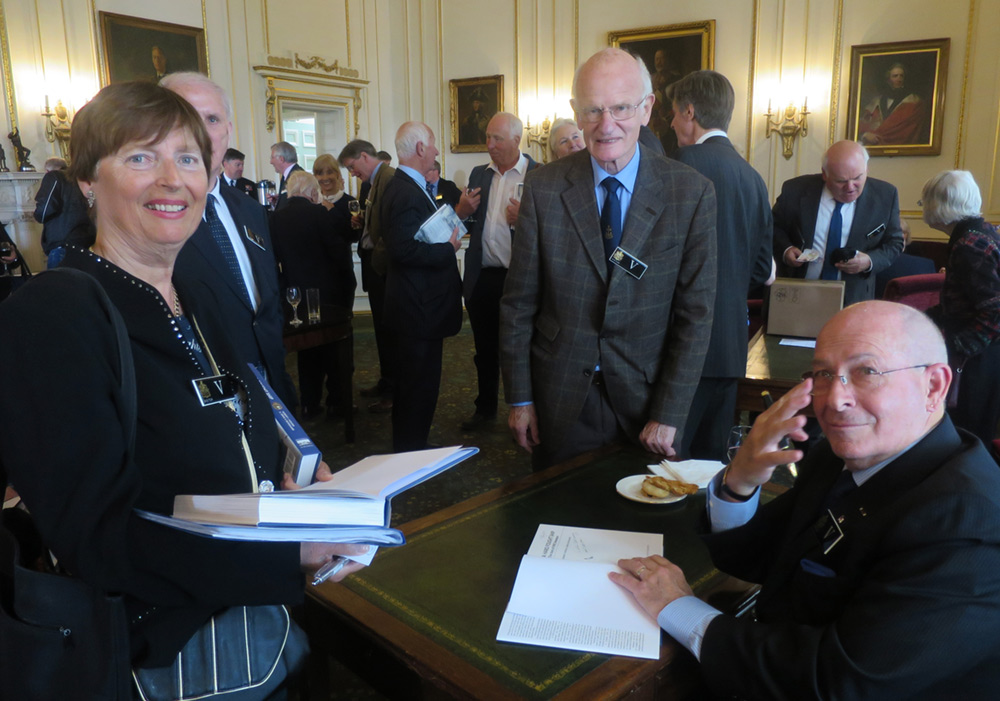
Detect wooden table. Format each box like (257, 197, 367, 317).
(282, 304, 355, 442)
(302, 447, 757, 699)
(737, 329, 815, 416)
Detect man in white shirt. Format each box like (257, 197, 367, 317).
(772, 140, 903, 305)
(456, 112, 538, 431)
(612, 301, 1000, 699)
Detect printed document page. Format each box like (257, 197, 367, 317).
(497, 525, 663, 659)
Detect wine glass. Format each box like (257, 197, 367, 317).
(726, 425, 752, 463)
(286, 286, 303, 327)
(348, 200, 361, 215)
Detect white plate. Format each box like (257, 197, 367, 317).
(648, 459, 724, 489)
(616, 475, 688, 505)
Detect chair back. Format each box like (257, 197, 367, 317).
(882, 273, 945, 311)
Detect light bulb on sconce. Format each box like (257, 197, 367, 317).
(524, 114, 553, 163)
(764, 97, 809, 160)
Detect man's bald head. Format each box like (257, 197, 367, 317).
(810, 301, 952, 470)
(821, 140, 869, 204)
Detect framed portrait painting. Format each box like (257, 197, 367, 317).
(99, 12, 208, 86)
(845, 38, 949, 156)
(609, 20, 715, 155)
(450, 75, 504, 153)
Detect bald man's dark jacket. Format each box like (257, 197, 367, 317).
(772, 174, 903, 305)
(698, 416, 1000, 699)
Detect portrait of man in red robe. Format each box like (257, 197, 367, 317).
(858, 63, 930, 146)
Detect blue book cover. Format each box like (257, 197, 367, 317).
(248, 364, 321, 487)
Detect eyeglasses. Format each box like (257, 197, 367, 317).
(801, 364, 929, 394)
(576, 97, 650, 124)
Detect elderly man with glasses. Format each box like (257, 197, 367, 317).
(613, 300, 1000, 700)
(500, 47, 717, 469)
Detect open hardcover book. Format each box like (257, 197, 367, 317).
(137, 446, 478, 544)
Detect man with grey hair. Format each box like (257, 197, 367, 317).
(380, 121, 462, 451)
(270, 141, 302, 211)
(339, 139, 397, 413)
(500, 47, 717, 468)
(164, 72, 297, 408)
(455, 111, 539, 431)
(667, 70, 774, 460)
(613, 300, 1000, 698)
(773, 139, 903, 305)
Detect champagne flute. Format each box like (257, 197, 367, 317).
(286, 286, 303, 327)
(726, 425, 752, 463)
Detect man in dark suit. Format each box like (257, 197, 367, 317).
(667, 71, 774, 460)
(221, 148, 257, 199)
(270, 141, 303, 211)
(613, 301, 1000, 699)
(425, 160, 461, 208)
(380, 122, 463, 451)
(773, 140, 904, 306)
(456, 112, 539, 431)
(163, 73, 297, 408)
(339, 140, 397, 413)
(500, 48, 717, 468)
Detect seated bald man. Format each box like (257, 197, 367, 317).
(612, 300, 1000, 699)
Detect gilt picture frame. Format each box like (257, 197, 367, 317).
(845, 38, 949, 157)
(99, 12, 208, 86)
(450, 75, 504, 153)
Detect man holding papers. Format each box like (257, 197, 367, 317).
(380, 121, 463, 451)
(612, 301, 1000, 699)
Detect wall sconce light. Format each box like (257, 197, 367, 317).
(764, 98, 809, 160)
(524, 115, 552, 163)
(41, 95, 73, 162)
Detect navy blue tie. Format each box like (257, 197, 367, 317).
(205, 194, 252, 307)
(601, 177, 623, 275)
(426, 181, 435, 199)
(822, 201, 844, 280)
(822, 469, 857, 512)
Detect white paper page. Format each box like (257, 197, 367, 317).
(778, 338, 816, 348)
(497, 556, 660, 659)
(526, 524, 662, 564)
(648, 459, 725, 488)
(322, 446, 470, 498)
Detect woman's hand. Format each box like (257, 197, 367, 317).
(300, 543, 370, 582)
(280, 461, 334, 491)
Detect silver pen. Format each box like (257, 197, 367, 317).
(311, 556, 348, 586)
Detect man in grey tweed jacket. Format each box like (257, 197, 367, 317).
(500, 47, 717, 468)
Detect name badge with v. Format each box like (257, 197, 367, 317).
(609, 246, 648, 279)
(192, 374, 240, 406)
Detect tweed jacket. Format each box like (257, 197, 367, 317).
(500, 146, 717, 451)
(365, 163, 397, 276)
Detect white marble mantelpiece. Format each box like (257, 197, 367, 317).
(0, 172, 44, 271)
